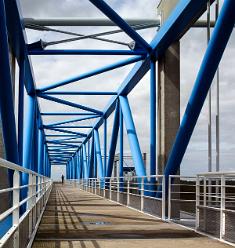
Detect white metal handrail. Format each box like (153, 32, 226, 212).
(196, 172, 235, 245)
(69, 175, 166, 220)
(0, 158, 52, 248)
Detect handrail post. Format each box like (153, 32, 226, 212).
(117, 177, 120, 202)
(127, 178, 130, 206)
(13, 170, 20, 248)
(168, 176, 172, 221)
(28, 174, 33, 238)
(109, 178, 112, 199)
(140, 177, 144, 212)
(196, 175, 200, 229)
(220, 175, 225, 240)
(162, 176, 166, 220)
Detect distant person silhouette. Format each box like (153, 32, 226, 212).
(61, 174, 64, 184)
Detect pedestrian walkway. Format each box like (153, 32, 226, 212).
(32, 183, 231, 248)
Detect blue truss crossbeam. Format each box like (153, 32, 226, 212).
(46, 115, 98, 127)
(38, 93, 103, 115)
(44, 91, 117, 95)
(38, 56, 143, 92)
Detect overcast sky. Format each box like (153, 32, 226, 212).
(19, 0, 235, 180)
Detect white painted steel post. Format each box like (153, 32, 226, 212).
(162, 176, 166, 220)
(94, 179, 96, 194)
(13, 170, 20, 248)
(32, 175, 37, 228)
(196, 176, 200, 229)
(109, 178, 112, 199)
(103, 178, 106, 197)
(117, 178, 120, 202)
(127, 178, 130, 206)
(140, 177, 144, 212)
(220, 175, 225, 240)
(203, 176, 207, 231)
(28, 174, 33, 238)
(168, 176, 172, 221)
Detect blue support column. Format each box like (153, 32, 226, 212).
(150, 58, 156, 177)
(164, 0, 235, 184)
(94, 129, 104, 178)
(88, 135, 94, 178)
(37, 128, 44, 174)
(23, 94, 35, 170)
(82, 144, 88, 178)
(119, 107, 124, 191)
(0, 0, 19, 165)
(119, 96, 146, 177)
(18, 58, 25, 165)
(106, 102, 119, 177)
(103, 118, 107, 176)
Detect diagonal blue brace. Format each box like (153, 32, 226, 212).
(94, 129, 104, 178)
(46, 115, 98, 126)
(119, 96, 146, 177)
(37, 93, 103, 115)
(164, 0, 235, 188)
(88, 134, 95, 178)
(39, 56, 143, 92)
(82, 144, 89, 179)
(106, 101, 120, 177)
(89, 0, 151, 52)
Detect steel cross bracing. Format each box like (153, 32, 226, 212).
(0, 0, 235, 226)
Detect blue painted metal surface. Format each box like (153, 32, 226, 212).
(94, 129, 104, 178)
(106, 102, 120, 177)
(119, 96, 146, 177)
(39, 56, 143, 92)
(1, 0, 234, 237)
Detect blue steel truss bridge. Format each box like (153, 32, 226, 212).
(0, 0, 235, 247)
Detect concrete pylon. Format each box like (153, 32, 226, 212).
(157, 0, 180, 219)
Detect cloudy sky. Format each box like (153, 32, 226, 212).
(19, 0, 235, 179)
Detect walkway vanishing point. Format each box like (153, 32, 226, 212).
(32, 183, 230, 248)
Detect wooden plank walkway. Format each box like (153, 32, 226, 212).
(33, 183, 231, 248)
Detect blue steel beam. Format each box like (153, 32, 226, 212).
(18, 58, 25, 165)
(94, 129, 104, 178)
(103, 119, 107, 176)
(106, 102, 119, 177)
(44, 91, 117, 95)
(44, 126, 93, 129)
(89, 0, 151, 51)
(41, 112, 100, 116)
(119, 107, 124, 191)
(164, 0, 235, 181)
(0, 0, 19, 164)
(46, 115, 98, 127)
(29, 49, 146, 56)
(119, 96, 146, 177)
(72, 0, 212, 166)
(45, 127, 87, 136)
(37, 93, 103, 115)
(82, 144, 88, 179)
(88, 134, 94, 178)
(38, 56, 144, 92)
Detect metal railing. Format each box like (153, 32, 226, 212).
(0, 158, 52, 248)
(68, 172, 235, 246)
(70, 175, 166, 219)
(168, 175, 196, 228)
(196, 172, 235, 244)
